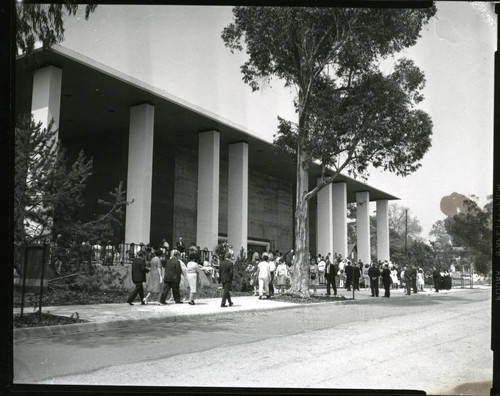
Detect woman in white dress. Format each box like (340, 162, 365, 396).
(417, 268, 425, 291)
(186, 253, 201, 305)
(391, 268, 399, 289)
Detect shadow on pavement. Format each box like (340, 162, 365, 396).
(439, 379, 492, 395)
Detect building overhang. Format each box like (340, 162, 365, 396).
(16, 45, 399, 203)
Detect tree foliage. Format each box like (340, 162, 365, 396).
(443, 196, 492, 275)
(222, 6, 436, 296)
(14, 114, 129, 272)
(14, 114, 93, 247)
(16, 3, 97, 54)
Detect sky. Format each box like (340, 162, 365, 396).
(60, 2, 496, 241)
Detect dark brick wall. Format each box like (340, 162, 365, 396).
(171, 146, 295, 253)
(172, 146, 198, 247)
(150, 137, 175, 246)
(248, 169, 293, 253)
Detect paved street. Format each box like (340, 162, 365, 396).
(14, 287, 492, 394)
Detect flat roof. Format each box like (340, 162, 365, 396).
(16, 45, 399, 202)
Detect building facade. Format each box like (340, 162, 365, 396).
(16, 45, 396, 261)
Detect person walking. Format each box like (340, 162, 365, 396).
(127, 251, 149, 305)
(257, 253, 271, 299)
(143, 250, 163, 305)
(186, 253, 201, 305)
(159, 250, 183, 304)
(324, 257, 337, 296)
(381, 263, 392, 298)
(219, 252, 234, 307)
(368, 262, 381, 297)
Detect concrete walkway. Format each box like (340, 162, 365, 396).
(14, 286, 479, 339)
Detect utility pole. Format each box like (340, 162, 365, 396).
(404, 209, 408, 255)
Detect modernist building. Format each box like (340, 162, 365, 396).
(16, 45, 397, 263)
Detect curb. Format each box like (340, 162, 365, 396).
(14, 287, 483, 339)
(13, 298, 352, 339)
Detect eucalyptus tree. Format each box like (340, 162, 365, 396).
(222, 6, 436, 296)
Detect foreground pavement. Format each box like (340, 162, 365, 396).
(13, 286, 492, 395)
(13, 286, 479, 339)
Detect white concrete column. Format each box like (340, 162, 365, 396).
(125, 103, 155, 244)
(197, 130, 220, 251)
(228, 142, 248, 256)
(356, 191, 371, 265)
(332, 182, 348, 258)
(376, 199, 390, 262)
(31, 66, 62, 136)
(316, 180, 333, 257)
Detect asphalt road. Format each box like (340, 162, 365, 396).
(14, 288, 492, 394)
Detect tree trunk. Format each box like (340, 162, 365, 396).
(289, 143, 310, 297)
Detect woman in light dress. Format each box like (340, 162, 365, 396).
(143, 249, 163, 305)
(390, 268, 399, 289)
(186, 253, 201, 305)
(309, 259, 319, 295)
(417, 268, 425, 291)
(275, 258, 288, 294)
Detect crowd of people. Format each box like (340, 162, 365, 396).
(126, 237, 227, 306)
(243, 250, 456, 299)
(83, 236, 457, 306)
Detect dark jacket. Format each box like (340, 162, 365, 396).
(345, 265, 353, 278)
(381, 268, 392, 283)
(163, 257, 182, 283)
(368, 266, 381, 279)
(219, 259, 234, 284)
(325, 261, 337, 277)
(131, 257, 149, 283)
(353, 266, 361, 279)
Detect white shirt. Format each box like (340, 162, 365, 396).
(258, 261, 270, 279)
(317, 260, 326, 272)
(276, 263, 288, 276)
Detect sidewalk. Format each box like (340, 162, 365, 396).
(13, 286, 480, 339)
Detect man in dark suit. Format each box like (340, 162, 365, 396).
(127, 251, 149, 305)
(345, 260, 353, 291)
(432, 267, 441, 292)
(219, 252, 234, 307)
(381, 263, 392, 298)
(368, 262, 381, 297)
(160, 250, 183, 304)
(410, 265, 418, 294)
(324, 258, 337, 296)
(353, 262, 361, 291)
